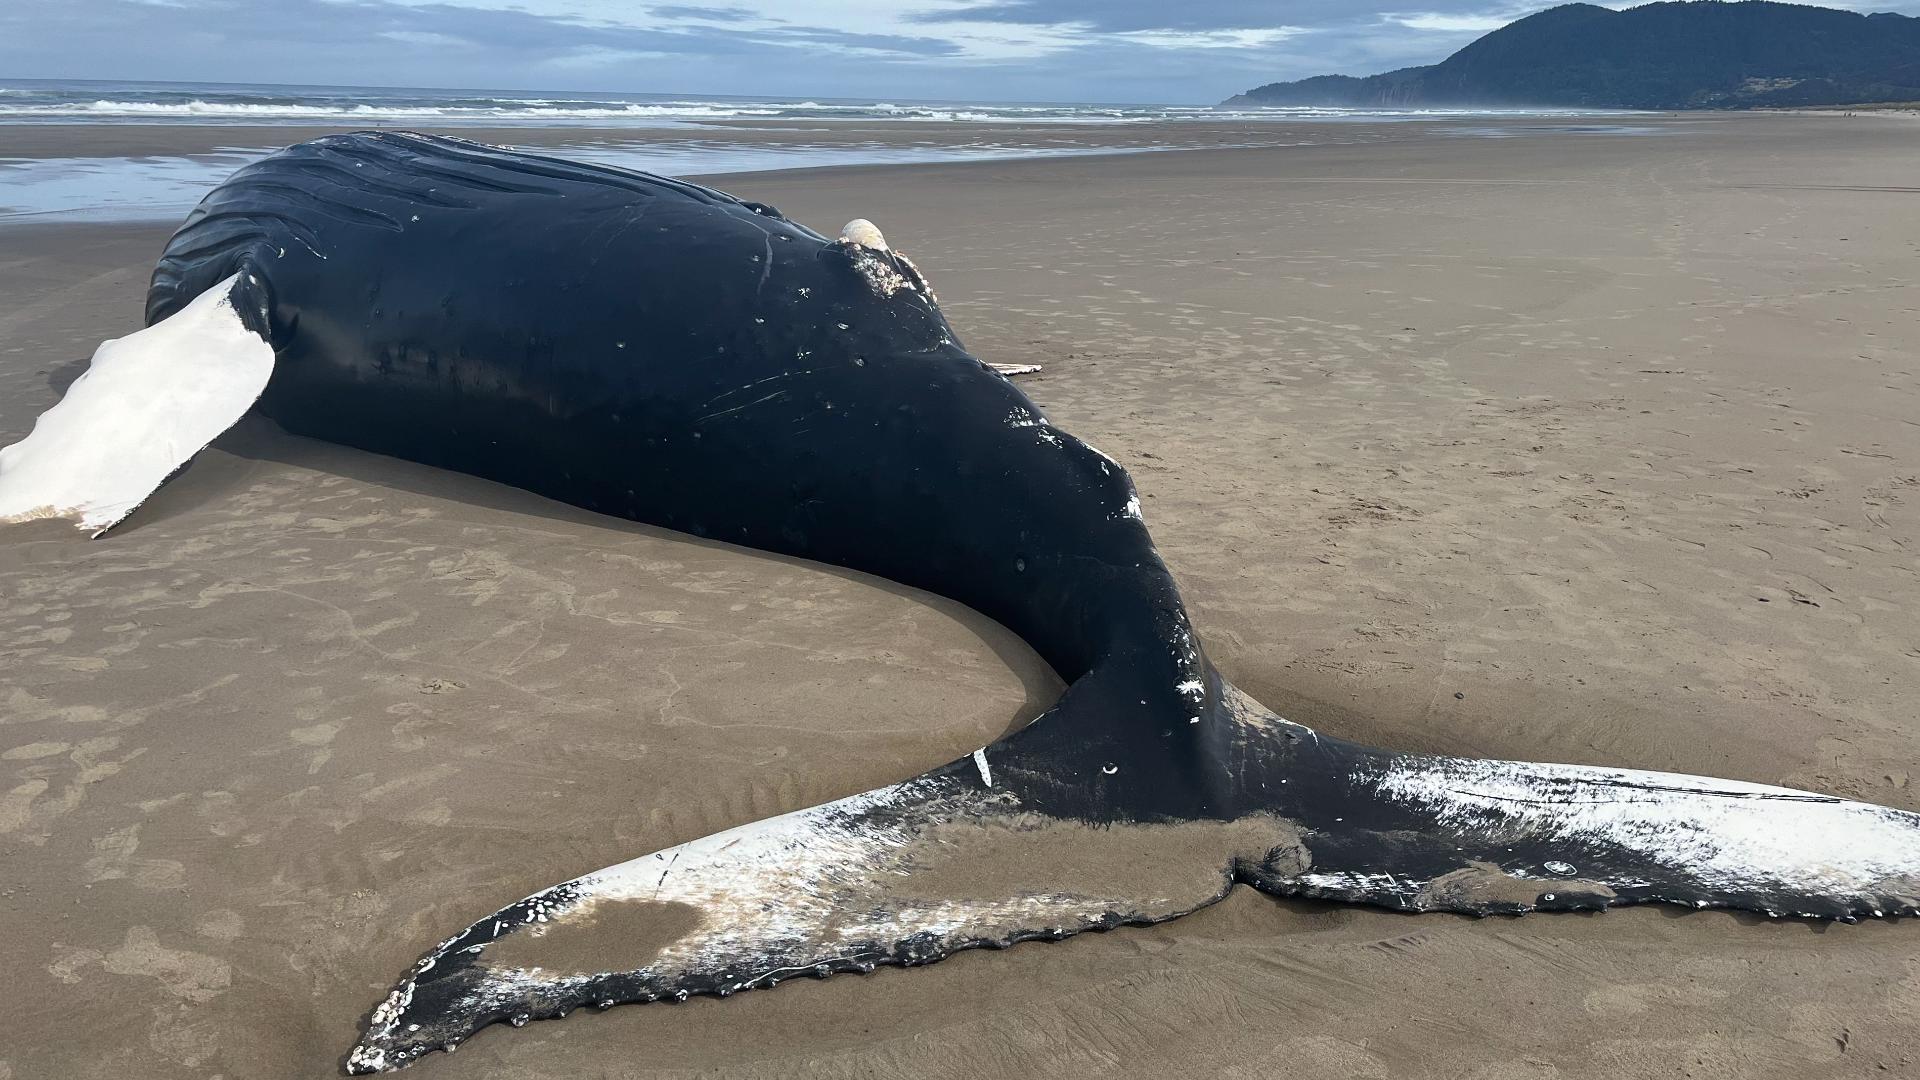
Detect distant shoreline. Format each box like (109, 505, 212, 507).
(1774, 102, 1920, 115)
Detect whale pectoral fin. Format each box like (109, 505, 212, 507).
(0, 272, 274, 537)
(989, 363, 1043, 377)
(349, 760, 1240, 1072)
(1237, 730, 1920, 920)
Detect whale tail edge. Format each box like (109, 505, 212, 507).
(345, 756, 1253, 1073)
(0, 272, 274, 537)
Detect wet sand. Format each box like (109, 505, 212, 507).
(3, 113, 1919, 1078)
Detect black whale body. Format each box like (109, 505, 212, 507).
(148, 131, 1200, 746)
(58, 132, 1911, 1070)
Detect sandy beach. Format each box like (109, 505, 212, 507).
(3, 112, 1918, 1078)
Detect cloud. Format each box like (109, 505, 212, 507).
(1113, 27, 1308, 50)
(648, 5, 760, 20)
(9, 0, 1920, 103)
(2, 0, 963, 86)
(915, 0, 1362, 33)
(1388, 12, 1518, 33)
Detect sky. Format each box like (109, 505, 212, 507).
(5, 0, 1918, 104)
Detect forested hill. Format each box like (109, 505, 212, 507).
(1224, 2, 1920, 110)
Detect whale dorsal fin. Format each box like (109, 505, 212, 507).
(832, 219, 943, 304)
(0, 273, 274, 537)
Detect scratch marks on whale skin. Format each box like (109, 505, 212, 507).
(755, 232, 774, 298)
(696, 371, 812, 426)
(694, 389, 791, 427)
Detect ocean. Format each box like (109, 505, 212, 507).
(0, 79, 1664, 221)
(0, 78, 1634, 126)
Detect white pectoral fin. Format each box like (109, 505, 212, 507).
(0, 274, 274, 536)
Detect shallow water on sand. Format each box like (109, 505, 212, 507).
(0, 119, 1683, 222)
(0, 141, 1183, 221)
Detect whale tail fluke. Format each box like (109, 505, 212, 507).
(1227, 699, 1920, 922)
(346, 743, 1250, 1073)
(0, 271, 274, 536)
(345, 682, 1920, 1072)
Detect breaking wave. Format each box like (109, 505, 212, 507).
(0, 91, 1166, 125)
(0, 80, 1637, 127)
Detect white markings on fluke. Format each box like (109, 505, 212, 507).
(349, 772, 1212, 1071)
(353, 782, 941, 1070)
(1362, 755, 1920, 903)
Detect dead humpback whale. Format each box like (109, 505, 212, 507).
(0, 132, 1914, 1073)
